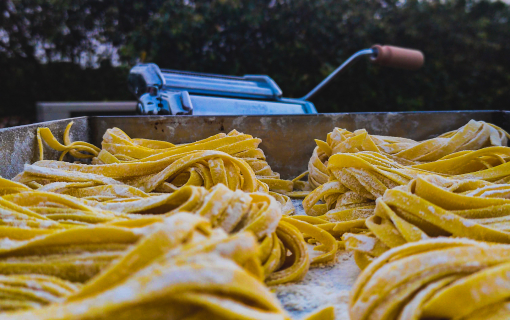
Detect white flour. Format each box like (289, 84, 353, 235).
(273, 249, 358, 319)
(273, 200, 361, 319)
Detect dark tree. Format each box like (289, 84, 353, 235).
(1, 0, 509, 122)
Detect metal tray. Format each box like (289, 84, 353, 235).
(2, 111, 509, 179)
(1, 110, 509, 318)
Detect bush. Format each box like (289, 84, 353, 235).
(0, 56, 130, 119)
(1, 0, 509, 119)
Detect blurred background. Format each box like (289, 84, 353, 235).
(1, 0, 509, 127)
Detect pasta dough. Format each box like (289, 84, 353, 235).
(0, 274, 79, 311)
(0, 208, 330, 319)
(27, 123, 333, 278)
(32, 122, 306, 212)
(36, 123, 299, 195)
(8, 118, 510, 319)
(0, 175, 310, 285)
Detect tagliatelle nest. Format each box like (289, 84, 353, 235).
(301, 121, 510, 254)
(349, 238, 510, 320)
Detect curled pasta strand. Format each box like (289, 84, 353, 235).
(283, 216, 338, 266)
(37, 123, 100, 161)
(306, 121, 510, 215)
(303, 140, 510, 244)
(265, 220, 310, 286)
(343, 174, 510, 269)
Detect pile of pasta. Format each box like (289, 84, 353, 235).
(0, 211, 319, 319)
(0, 176, 312, 283)
(0, 123, 341, 318)
(301, 121, 510, 249)
(343, 174, 510, 268)
(301, 120, 510, 319)
(308, 120, 509, 188)
(8, 118, 510, 319)
(30, 123, 336, 264)
(0, 182, 335, 319)
(350, 238, 510, 320)
(35, 124, 304, 199)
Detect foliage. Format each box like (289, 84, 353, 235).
(0, 0, 509, 120)
(0, 54, 130, 120)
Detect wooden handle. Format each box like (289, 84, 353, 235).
(371, 45, 424, 70)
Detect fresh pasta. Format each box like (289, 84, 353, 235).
(0, 123, 343, 318)
(302, 122, 510, 249)
(308, 120, 509, 188)
(308, 146, 510, 212)
(0, 207, 331, 319)
(349, 238, 510, 320)
(32, 122, 307, 211)
(0, 175, 310, 285)
(27, 123, 339, 277)
(0, 274, 79, 311)
(1, 212, 293, 319)
(36, 123, 300, 195)
(7, 117, 510, 319)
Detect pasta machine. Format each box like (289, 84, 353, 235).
(128, 45, 424, 115)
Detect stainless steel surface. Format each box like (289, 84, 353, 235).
(0, 117, 90, 179)
(1, 111, 507, 180)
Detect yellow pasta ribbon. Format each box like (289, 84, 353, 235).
(303, 134, 510, 244)
(306, 120, 510, 212)
(344, 174, 510, 268)
(283, 216, 338, 266)
(37, 122, 100, 161)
